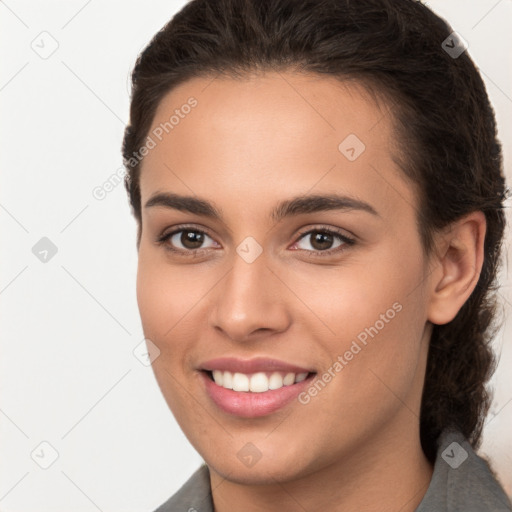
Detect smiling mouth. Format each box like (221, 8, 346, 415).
(203, 369, 316, 393)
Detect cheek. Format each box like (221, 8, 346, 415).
(136, 248, 202, 341)
(293, 243, 428, 399)
(136, 261, 170, 340)
(290, 251, 419, 344)
(135, 255, 207, 421)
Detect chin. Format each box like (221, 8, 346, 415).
(206, 455, 310, 486)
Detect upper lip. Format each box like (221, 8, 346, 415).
(200, 357, 314, 374)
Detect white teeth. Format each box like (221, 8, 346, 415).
(222, 371, 233, 389)
(268, 372, 284, 390)
(232, 372, 249, 392)
(249, 372, 268, 393)
(210, 370, 310, 392)
(283, 372, 295, 386)
(212, 370, 223, 386)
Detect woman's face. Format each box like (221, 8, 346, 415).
(136, 72, 434, 483)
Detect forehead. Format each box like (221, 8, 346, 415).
(139, 71, 416, 223)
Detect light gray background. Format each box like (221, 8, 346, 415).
(1, 1, 511, 510)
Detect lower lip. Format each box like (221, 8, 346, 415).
(201, 371, 315, 418)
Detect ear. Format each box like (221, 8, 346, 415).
(427, 211, 486, 325)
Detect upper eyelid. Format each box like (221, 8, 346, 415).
(161, 224, 355, 249)
(161, 224, 217, 242)
(295, 225, 355, 241)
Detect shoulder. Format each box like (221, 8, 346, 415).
(416, 429, 512, 512)
(153, 464, 213, 512)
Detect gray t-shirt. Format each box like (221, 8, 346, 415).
(154, 429, 512, 511)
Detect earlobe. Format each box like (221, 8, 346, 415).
(427, 211, 486, 325)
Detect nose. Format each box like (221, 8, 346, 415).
(209, 247, 291, 343)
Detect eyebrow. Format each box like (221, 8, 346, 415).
(144, 191, 380, 222)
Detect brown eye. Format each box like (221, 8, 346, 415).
(309, 231, 336, 251)
(294, 228, 354, 253)
(179, 230, 205, 249)
(157, 226, 219, 255)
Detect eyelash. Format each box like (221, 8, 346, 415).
(156, 224, 356, 259)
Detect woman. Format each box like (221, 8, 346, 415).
(122, 0, 511, 510)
